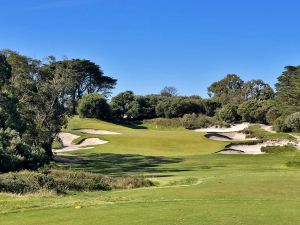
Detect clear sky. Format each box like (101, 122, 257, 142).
(1, 0, 300, 97)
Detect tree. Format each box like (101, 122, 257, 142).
(275, 66, 300, 114)
(77, 93, 111, 119)
(40, 59, 117, 114)
(0, 55, 11, 86)
(208, 74, 244, 105)
(160, 86, 178, 97)
(0, 50, 69, 170)
(243, 79, 274, 100)
(216, 104, 239, 123)
(110, 91, 136, 118)
(155, 96, 204, 118)
(237, 100, 273, 123)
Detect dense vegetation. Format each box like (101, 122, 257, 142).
(0, 50, 116, 172)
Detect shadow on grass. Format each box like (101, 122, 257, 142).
(55, 153, 187, 176)
(110, 119, 148, 129)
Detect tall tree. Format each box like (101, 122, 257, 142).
(275, 66, 300, 114)
(243, 79, 274, 100)
(160, 86, 178, 97)
(208, 74, 244, 105)
(40, 59, 117, 114)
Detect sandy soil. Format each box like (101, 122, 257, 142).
(80, 129, 121, 135)
(53, 132, 108, 153)
(259, 124, 276, 133)
(206, 132, 257, 141)
(194, 123, 250, 133)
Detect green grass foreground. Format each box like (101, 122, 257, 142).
(1, 117, 300, 225)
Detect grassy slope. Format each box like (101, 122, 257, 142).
(1, 117, 300, 225)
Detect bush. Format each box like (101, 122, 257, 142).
(216, 104, 239, 123)
(284, 112, 300, 132)
(77, 93, 111, 119)
(266, 107, 281, 124)
(261, 145, 296, 153)
(273, 116, 289, 132)
(237, 100, 273, 123)
(0, 169, 154, 194)
(181, 114, 212, 129)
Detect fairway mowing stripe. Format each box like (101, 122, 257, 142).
(111, 178, 206, 194)
(2, 198, 300, 215)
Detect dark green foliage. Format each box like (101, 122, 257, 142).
(261, 145, 296, 154)
(243, 79, 274, 100)
(181, 114, 212, 129)
(216, 104, 239, 123)
(266, 107, 282, 125)
(110, 91, 136, 118)
(237, 100, 273, 123)
(160, 86, 178, 97)
(273, 116, 289, 132)
(275, 66, 300, 114)
(0, 55, 11, 86)
(284, 112, 300, 132)
(208, 74, 245, 105)
(40, 59, 117, 114)
(155, 96, 205, 118)
(0, 169, 154, 194)
(77, 93, 111, 119)
(208, 75, 274, 106)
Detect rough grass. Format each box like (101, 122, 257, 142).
(261, 145, 297, 154)
(243, 125, 295, 141)
(1, 117, 300, 225)
(52, 139, 63, 149)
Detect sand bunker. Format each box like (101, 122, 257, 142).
(259, 124, 276, 133)
(194, 123, 250, 133)
(53, 132, 108, 153)
(206, 132, 256, 141)
(79, 129, 121, 135)
(220, 140, 293, 155)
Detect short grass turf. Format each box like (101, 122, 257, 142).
(1, 117, 300, 225)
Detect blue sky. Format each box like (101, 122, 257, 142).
(1, 0, 300, 97)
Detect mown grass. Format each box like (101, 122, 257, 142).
(1, 117, 300, 225)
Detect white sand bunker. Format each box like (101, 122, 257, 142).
(53, 132, 108, 153)
(80, 129, 121, 135)
(195, 123, 250, 133)
(206, 132, 256, 141)
(220, 140, 293, 155)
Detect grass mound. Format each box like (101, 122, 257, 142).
(0, 169, 154, 194)
(261, 145, 296, 154)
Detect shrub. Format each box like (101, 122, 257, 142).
(273, 116, 289, 132)
(181, 114, 212, 129)
(77, 93, 111, 119)
(284, 112, 300, 132)
(237, 100, 273, 123)
(266, 107, 282, 125)
(0, 169, 154, 194)
(261, 145, 296, 153)
(216, 104, 239, 123)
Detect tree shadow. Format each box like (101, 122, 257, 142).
(55, 153, 188, 176)
(110, 119, 148, 129)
